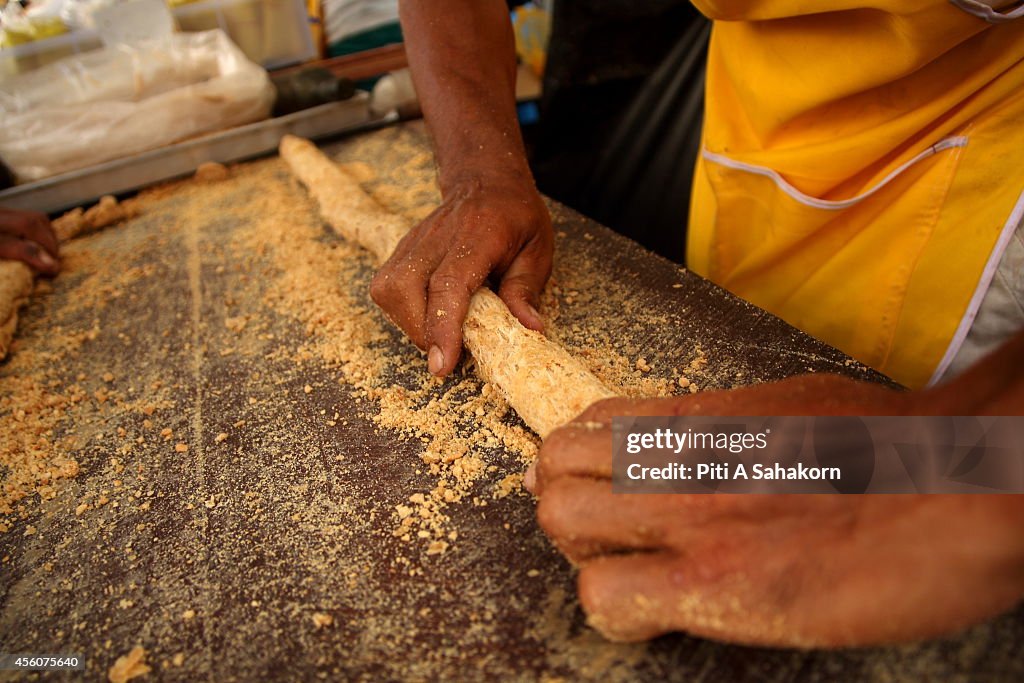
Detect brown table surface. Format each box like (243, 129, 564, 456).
(1, 122, 1021, 682)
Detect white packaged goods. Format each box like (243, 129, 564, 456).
(0, 29, 274, 182)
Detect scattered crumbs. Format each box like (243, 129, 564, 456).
(493, 473, 522, 499)
(426, 540, 449, 556)
(174, 443, 188, 453)
(225, 316, 247, 333)
(214, 432, 229, 443)
(194, 161, 230, 183)
(312, 612, 333, 629)
(108, 646, 150, 683)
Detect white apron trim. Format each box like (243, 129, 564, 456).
(928, 188, 1024, 386)
(948, 0, 1024, 23)
(701, 136, 969, 211)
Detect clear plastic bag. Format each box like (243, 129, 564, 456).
(0, 29, 275, 182)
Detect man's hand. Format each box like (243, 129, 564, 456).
(528, 340, 1024, 646)
(383, 0, 549, 376)
(0, 207, 59, 275)
(371, 171, 552, 376)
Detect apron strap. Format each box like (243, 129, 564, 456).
(948, 0, 1024, 23)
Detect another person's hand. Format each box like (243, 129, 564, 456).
(0, 207, 60, 275)
(528, 367, 1024, 646)
(370, 169, 552, 376)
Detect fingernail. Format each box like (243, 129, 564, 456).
(428, 345, 445, 375)
(524, 463, 537, 493)
(37, 250, 57, 268)
(525, 303, 543, 330)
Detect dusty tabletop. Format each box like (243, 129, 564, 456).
(1, 123, 1021, 682)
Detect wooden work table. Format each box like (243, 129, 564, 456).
(1, 122, 1020, 681)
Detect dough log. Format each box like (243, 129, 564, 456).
(279, 135, 616, 438)
(0, 261, 34, 360)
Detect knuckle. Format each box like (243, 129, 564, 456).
(579, 398, 622, 422)
(537, 429, 572, 475)
(427, 271, 471, 298)
(370, 265, 414, 304)
(368, 271, 391, 305)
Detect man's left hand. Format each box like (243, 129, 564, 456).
(0, 207, 60, 275)
(528, 377, 1024, 647)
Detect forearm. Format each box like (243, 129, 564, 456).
(398, 0, 532, 193)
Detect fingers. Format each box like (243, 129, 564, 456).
(0, 208, 59, 275)
(537, 478, 681, 562)
(0, 234, 60, 275)
(21, 210, 59, 259)
(371, 183, 554, 378)
(526, 399, 653, 494)
(423, 240, 507, 376)
(577, 553, 688, 642)
(578, 552, 787, 644)
(497, 233, 552, 332)
(534, 423, 612, 495)
(370, 211, 448, 350)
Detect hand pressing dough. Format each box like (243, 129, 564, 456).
(279, 135, 616, 437)
(1, 194, 140, 361)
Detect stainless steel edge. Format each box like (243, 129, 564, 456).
(0, 93, 397, 214)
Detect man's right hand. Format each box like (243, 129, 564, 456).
(371, 169, 553, 377)
(382, 0, 549, 377)
(0, 207, 60, 275)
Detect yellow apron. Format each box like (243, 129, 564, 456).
(687, 0, 1024, 388)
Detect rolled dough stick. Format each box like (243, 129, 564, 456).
(0, 260, 34, 359)
(279, 135, 616, 437)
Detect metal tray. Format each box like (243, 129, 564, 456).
(0, 93, 395, 214)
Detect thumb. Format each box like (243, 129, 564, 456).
(0, 236, 59, 276)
